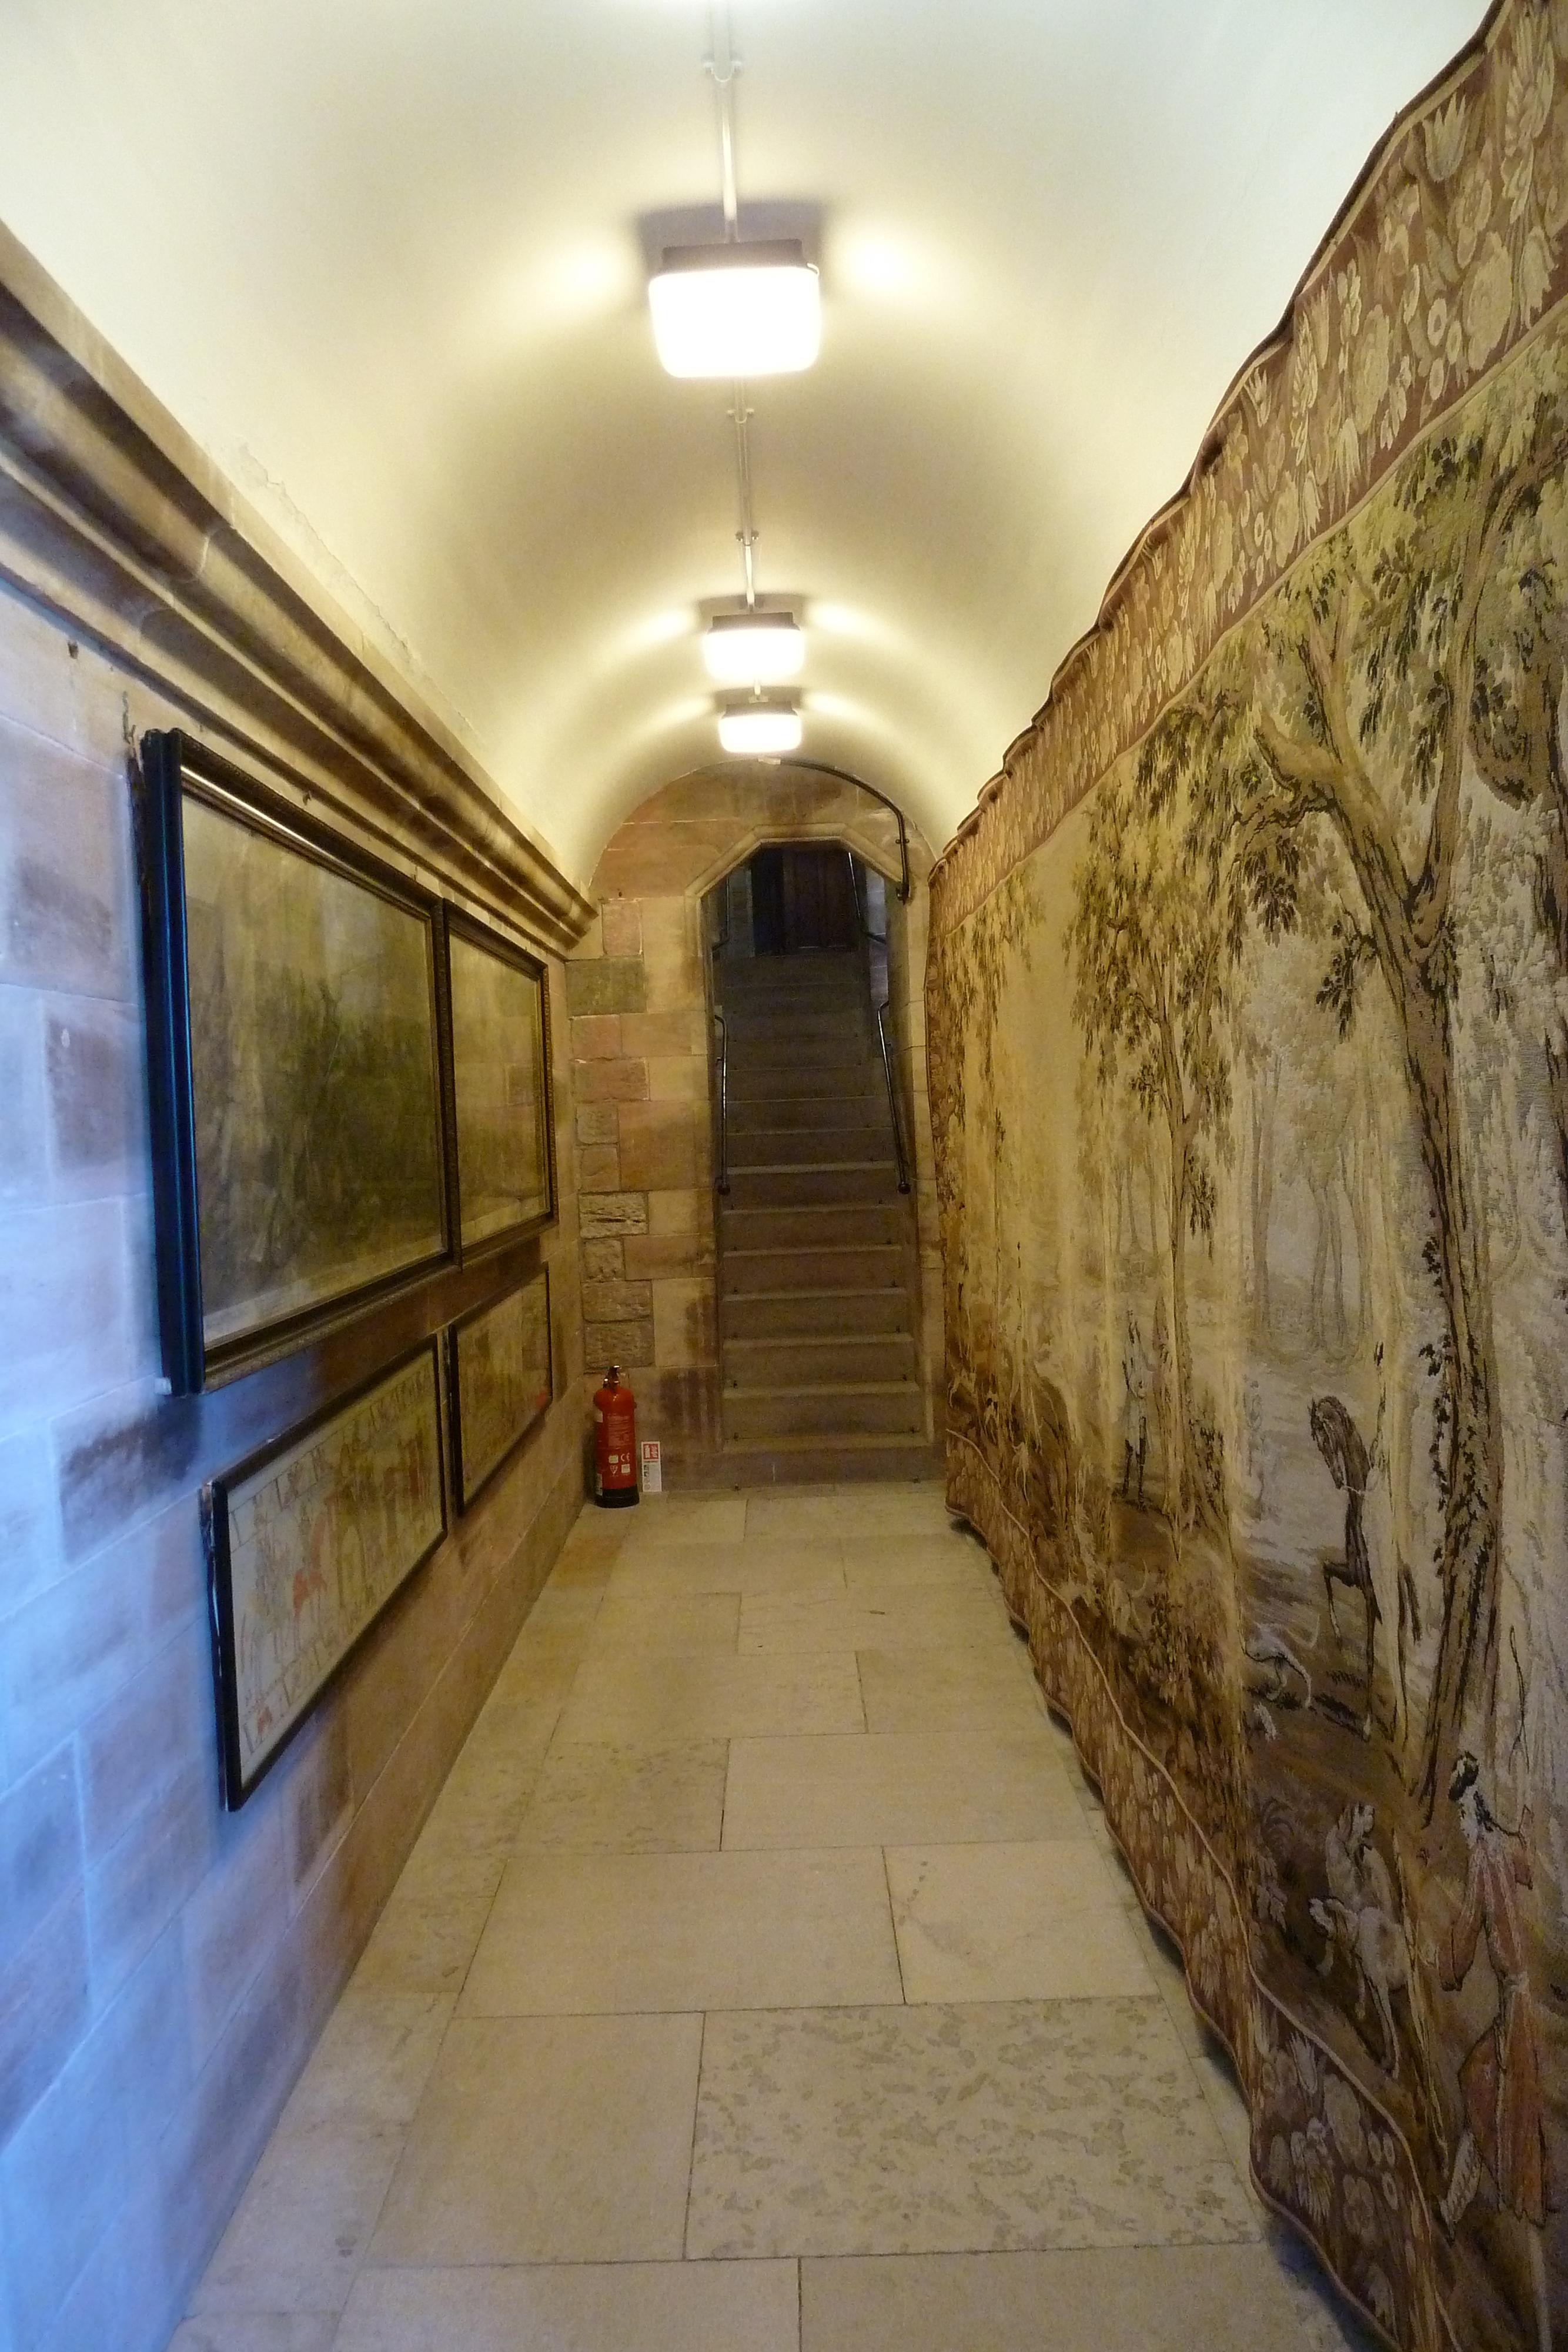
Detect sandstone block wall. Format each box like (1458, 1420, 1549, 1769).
(0, 587, 587, 2352)
(566, 891, 721, 1468)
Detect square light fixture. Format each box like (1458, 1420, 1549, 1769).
(650, 240, 820, 378)
(703, 609, 805, 684)
(716, 696, 803, 756)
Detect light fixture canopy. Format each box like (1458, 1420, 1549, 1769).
(703, 609, 805, 685)
(716, 696, 803, 756)
(650, 240, 821, 378)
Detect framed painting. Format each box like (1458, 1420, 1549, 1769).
(138, 732, 451, 1390)
(444, 909, 554, 1254)
(447, 1266, 553, 1511)
(204, 1341, 447, 1807)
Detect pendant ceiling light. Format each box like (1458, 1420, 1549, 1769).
(703, 609, 805, 684)
(674, 4, 813, 757)
(650, 241, 820, 379)
(717, 697, 803, 756)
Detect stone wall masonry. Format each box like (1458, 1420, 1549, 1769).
(568, 888, 719, 1463)
(0, 583, 589, 2352)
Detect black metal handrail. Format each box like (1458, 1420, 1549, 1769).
(709, 890, 730, 956)
(875, 998, 911, 1195)
(845, 846, 886, 945)
(711, 1010, 730, 1195)
(787, 759, 910, 903)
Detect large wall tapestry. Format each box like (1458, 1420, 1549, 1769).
(927, 8, 1568, 2347)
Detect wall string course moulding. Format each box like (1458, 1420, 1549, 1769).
(0, 223, 595, 956)
(0, 228, 594, 2352)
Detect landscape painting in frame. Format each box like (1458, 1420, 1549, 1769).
(205, 1343, 447, 1805)
(138, 734, 449, 1387)
(449, 1267, 552, 1510)
(447, 912, 553, 1251)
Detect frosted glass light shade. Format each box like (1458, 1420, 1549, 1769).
(717, 699, 803, 755)
(703, 612, 805, 684)
(650, 242, 820, 378)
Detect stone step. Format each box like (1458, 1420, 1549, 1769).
(719, 960, 865, 978)
(671, 1436, 941, 1489)
(720, 994, 868, 1018)
(722, 1243, 907, 1294)
(721, 1203, 906, 1250)
(723, 1165, 901, 1208)
(727, 1095, 889, 1132)
(724, 1331, 918, 1386)
(728, 1102, 885, 1134)
(722, 1380, 927, 1441)
(728, 1071, 880, 1102)
(728, 1065, 880, 1100)
(726, 1037, 875, 1067)
(725, 1013, 868, 1037)
(721, 996, 868, 1020)
(726, 1124, 892, 1164)
(719, 954, 863, 985)
(721, 1285, 913, 1339)
(726, 963, 866, 979)
(723, 998, 867, 1021)
(697, 1432, 944, 1486)
(728, 1058, 879, 1082)
(724, 1018, 874, 1047)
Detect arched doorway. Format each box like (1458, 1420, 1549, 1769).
(567, 764, 944, 1482)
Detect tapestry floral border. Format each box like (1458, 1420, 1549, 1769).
(931, 0, 1566, 943)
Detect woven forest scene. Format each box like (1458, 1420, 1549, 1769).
(927, 7, 1568, 2347)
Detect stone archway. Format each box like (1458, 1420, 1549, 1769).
(567, 763, 942, 1480)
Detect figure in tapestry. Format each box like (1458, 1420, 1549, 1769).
(925, 15, 1568, 2345)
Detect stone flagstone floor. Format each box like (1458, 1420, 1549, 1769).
(168, 1483, 1377, 2352)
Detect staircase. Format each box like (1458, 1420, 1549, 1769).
(715, 948, 939, 1481)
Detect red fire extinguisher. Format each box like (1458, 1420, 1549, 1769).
(593, 1363, 639, 1508)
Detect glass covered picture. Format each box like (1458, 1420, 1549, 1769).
(205, 1344, 446, 1805)
(448, 1267, 552, 1510)
(138, 733, 450, 1389)
(185, 798, 446, 1342)
(447, 916, 553, 1250)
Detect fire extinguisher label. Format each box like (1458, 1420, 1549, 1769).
(640, 1440, 662, 1494)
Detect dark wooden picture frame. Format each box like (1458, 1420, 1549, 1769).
(203, 1339, 447, 1808)
(137, 731, 453, 1391)
(447, 1265, 553, 1512)
(443, 906, 556, 1257)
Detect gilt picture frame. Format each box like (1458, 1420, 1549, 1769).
(203, 1341, 447, 1808)
(447, 1265, 553, 1512)
(444, 908, 556, 1256)
(137, 731, 452, 1391)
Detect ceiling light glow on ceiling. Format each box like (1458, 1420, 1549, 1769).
(717, 697, 802, 756)
(650, 242, 820, 378)
(703, 610, 804, 684)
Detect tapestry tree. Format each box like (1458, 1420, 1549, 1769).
(1069, 720, 1237, 1539)
(1188, 375, 1568, 1814)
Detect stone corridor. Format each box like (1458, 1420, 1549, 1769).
(169, 1486, 1373, 2352)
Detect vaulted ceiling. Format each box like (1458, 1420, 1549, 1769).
(0, 1, 1482, 887)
